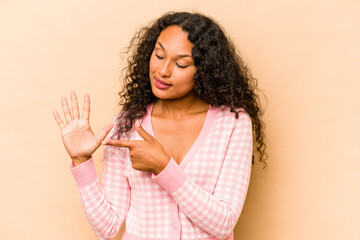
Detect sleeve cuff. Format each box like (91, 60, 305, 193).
(69, 158, 98, 189)
(152, 158, 187, 194)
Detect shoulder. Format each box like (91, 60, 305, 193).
(213, 107, 253, 147)
(206, 106, 252, 148)
(211, 106, 253, 138)
(214, 106, 252, 126)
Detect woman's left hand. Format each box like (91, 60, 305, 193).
(102, 121, 170, 174)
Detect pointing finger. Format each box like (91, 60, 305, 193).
(102, 139, 138, 148)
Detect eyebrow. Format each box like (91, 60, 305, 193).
(156, 42, 192, 58)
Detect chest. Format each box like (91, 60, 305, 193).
(126, 114, 234, 193)
(151, 113, 207, 164)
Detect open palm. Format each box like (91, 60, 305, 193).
(53, 92, 113, 166)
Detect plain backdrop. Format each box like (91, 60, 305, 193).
(0, 0, 359, 239)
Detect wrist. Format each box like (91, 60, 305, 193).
(72, 156, 91, 167)
(153, 155, 170, 175)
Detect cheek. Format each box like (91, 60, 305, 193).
(149, 55, 155, 73)
(180, 70, 196, 86)
(149, 54, 160, 73)
(173, 72, 195, 91)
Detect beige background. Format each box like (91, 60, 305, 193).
(1, 0, 359, 239)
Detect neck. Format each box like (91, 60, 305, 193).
(154, 92, 209, 119)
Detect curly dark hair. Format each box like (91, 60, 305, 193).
(117, 11, 267, 166)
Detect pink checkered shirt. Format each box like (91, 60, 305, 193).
(70, 104, 253, 240)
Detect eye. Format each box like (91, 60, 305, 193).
(155, 53, 164, 59)
(176, 63, 188, 69)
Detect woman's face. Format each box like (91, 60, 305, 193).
(149, 25, 197, 100)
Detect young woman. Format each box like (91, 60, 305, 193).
(53, 12, 266, 240)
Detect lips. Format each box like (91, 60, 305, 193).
(154, 77, 172, 90)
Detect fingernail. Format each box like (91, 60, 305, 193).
(135, 120, 141, 127)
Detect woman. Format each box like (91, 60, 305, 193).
(53, 12, 266, 240)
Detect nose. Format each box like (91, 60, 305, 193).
(159, 60, 171, 77)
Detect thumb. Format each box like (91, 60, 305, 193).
(95, 123, 114, 143)
(135, 120, 155, 143)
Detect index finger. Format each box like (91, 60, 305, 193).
(53, 110, 65, 129)
(102, 139, 139, 148)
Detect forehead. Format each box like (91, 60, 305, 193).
(156, 26, 193, 54)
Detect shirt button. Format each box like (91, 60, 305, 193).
(173, 224, 178, 230)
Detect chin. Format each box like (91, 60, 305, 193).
(151, 87, 169, 99)
(152, 91, 175, 100)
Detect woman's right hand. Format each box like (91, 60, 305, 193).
(53, 92, 114, 167)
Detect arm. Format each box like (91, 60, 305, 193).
(54, 92, 130, 239)
(70, 119, 130, 240)
(152, 112, 253, 239)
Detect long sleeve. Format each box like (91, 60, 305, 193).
(70, 120, 130, 240)
(153, 112, 253, 239)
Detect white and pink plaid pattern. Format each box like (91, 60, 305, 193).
(70, 104, 253, 240)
